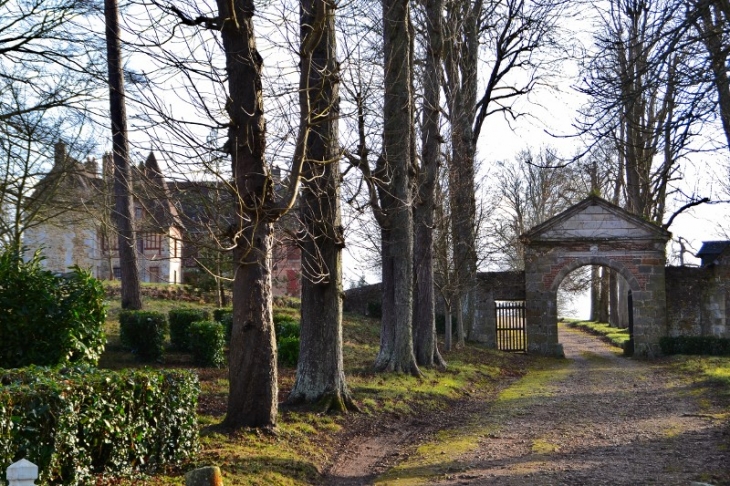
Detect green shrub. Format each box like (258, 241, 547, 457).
(659, 336, 730, 356)
(278, 335, 300, 367)
(0, 249, 106, 368)
(214, 308, 233, 342)
(0, 366, 199, 484)
(119, 311, 167, 362)
(220, 313, 233, 342)
(188, 321, 226, 368)
(274, 316, 300, 340)
(213, 307, 232, 322)
(366, 301, 382, 318)
(169, 308, 210, 351)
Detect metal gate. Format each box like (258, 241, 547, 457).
(495, 301, 527, 352)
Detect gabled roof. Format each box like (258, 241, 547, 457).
(696, 241, 730, 266)
(522, 195, 671, 243)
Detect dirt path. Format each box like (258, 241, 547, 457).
(325, 326, 730, 485)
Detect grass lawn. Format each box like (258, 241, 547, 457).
(98, 289, 530, 485)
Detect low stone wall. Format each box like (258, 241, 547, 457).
(343, 283, 382, 316)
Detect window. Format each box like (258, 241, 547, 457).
(113, 267, 121, 279)
(134, 206, 144, 219)
(143, 233, 162, 250)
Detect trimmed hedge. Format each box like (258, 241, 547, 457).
(169, 309, 210, 351)
(213, 308, 233, 342)
(659, 336, 730, 356)
(119, 311, 168, 362)
(274, 315, 300, 367)
(0, 366, 199, 484)
(188, 321, 226, 368)
(0, 250, 106, 368)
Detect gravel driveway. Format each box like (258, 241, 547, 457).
(435, 325, 730, 485)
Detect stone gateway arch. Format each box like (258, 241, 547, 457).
(521, 196, 671, 357)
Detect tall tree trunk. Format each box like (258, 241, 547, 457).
(444, 302, 453, 352)
(445, 0, 480, 340)
(104, 0, 141, 310)
(590, 266, 600, 321)
(219, 0, 278, 430)
(609, 269, 619, 327)
(286, 0, 354, 411)
(598, 268, 609, 323)
(413, 0, 445, 368)
(374, 0, 419, 375)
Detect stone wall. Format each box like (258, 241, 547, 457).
(343, 283, 382, 316)
(665, 266, 729, 338)
(472, 271, 526, 346)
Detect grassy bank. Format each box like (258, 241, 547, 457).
(562, 319, 630, 349)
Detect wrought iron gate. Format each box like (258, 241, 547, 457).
(495, 301, 526, 352)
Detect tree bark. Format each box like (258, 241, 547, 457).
(104, 0, 141, 310)
(286, 0, 354, 411)
(413, 0, 445, 368)
(219, 0, 278, 430)
(374, 0, 419, 375)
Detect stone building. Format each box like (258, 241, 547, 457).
(23, 143, 302, 296)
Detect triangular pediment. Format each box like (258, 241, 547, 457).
(522, 196, 671, 242)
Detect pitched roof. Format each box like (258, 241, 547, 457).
(522, 195, 671, 243)
(696, 241, 730, 267)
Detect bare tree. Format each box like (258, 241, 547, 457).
(286, 0, 355, 412)
(372, 0, 420, 374)
(442, 0, 567, 340)
(105, 0, 142, 310)
(579, 0, 709, 224)
(412, 0, 446, 367)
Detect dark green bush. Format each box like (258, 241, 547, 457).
(213, 307, 232, 322)
(214, 308, 233, 342)
(169, 308, 210, 351)
(188, 321, 226, 368)
(659, 336, 730, 356)
(119, 311, 167, 362)
(366, 301, 382, 318)
(278, 336, 300, 367)
(274, 320, 299, 341)
(0, 249, 106, 368)
(0, 366, 199, 484)
(220, 314, 233, 342)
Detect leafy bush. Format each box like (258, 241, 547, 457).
(366, 301, 382, 318)
(0, 249, 106, 368)
(272, 315, 300, 366)
(659, 336, 730, 356)
(0, 366, 199, 484)
(278, 336, 300, 367)
(188, 321, 226, 368)
(214, 308, 233, 342)
(119, 311, 168, 362)
(213, 307, 232, 322)
(169, 308, 210, 351)
(274, 315, 300, 339)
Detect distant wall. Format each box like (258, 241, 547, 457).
(665, 266, 729, 338)
(343, 283, 382, 316)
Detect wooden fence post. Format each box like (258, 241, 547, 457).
(6, 459, 38, 486)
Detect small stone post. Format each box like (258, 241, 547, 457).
(185, 466, 223, 486)
(6, 459, 38, 486)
